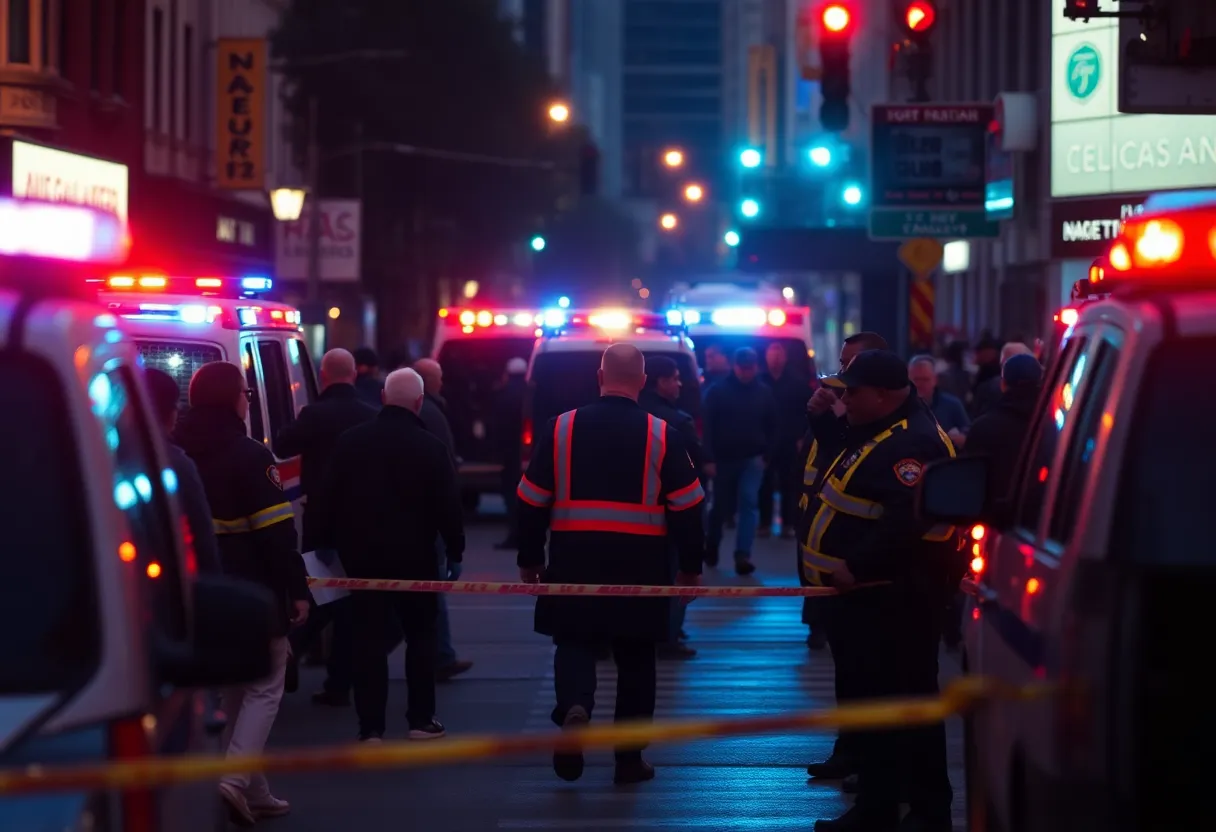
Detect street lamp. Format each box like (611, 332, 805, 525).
(724, 230, 740, 247)
(739, 148, 762, 168)
(683, 183, 704, 203)
(530, 235, 546, 251)
(740, 198, 760, 218)
(659, 212, 678, 230)
(269, 187, 306, 221)
(548, 101, 570, 123)
(662, 149, 684, 168)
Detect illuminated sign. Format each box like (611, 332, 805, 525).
(11, 141, 129, 220)
(215, 39, 267, 190)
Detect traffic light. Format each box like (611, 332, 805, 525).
(901, 1, 936, 42)
(530, 235, 546, 252)
(818, 3, 855, 132)
(579, 142, 600, 196)
(898, 1, 936, 97)
(740, 198, 761, 219)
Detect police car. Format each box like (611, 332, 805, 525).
(0, 197, 274, 832)
(523, 308, 700, 464)
(95, 275, 315, 535)
(665, 282, 818, 381)
(917, 198, 1216, 832)
(431, 305, 540, 505)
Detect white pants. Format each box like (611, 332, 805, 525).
(219, 635, 290, 799)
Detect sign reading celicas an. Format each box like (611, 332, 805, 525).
(1051, 0, 1216, 198)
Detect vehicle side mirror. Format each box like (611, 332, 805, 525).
(158, 576, 275, 688)
(916, 455, 990, 525)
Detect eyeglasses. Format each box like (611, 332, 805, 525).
(244, 389, 254, 401)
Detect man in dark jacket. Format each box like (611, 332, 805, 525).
(352, 347, 384, 408)
(312, 367, 465, 742)
(760, 341, 811, 539)
(517, 344, 705, 786)
(173, 361, 310, 823)
(963, 352, 1043, 498)
(703, 347, 777, 575)
(412, 358, 473, 681)
(701, 343, 731, 389)
(493, 357, 529, 551)
(144, 368, 221, 575)
(970, 342, 1032, 420)
(275, 348, 377, 707)
(640, 355, 703, 660)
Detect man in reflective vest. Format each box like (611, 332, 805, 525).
(516, 343, 706, 786)
(806, 350, 959, 832)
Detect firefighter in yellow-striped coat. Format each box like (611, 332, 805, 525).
(514, 344, 706, 787)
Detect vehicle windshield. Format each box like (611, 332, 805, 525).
(0, 352, 98, 694)
(438, 337, 536, 462)
(690, 335, 814, 379)
(133, 340, 224, 409)
(530, 349, 701, 427)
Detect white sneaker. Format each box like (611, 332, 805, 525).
(218, 782, 256, 827)
(247, 795, 291, 818)
(408, 719, 446, 740)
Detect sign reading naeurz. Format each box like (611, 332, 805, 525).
(869, 104, 999, 240)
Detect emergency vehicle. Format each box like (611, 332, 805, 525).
(431, 305, 541, 505)
(917, 199, 1216, 832)
(665, 282, 818, 381)
(0, 197, 273, 832)
(94, 274, 317, 535)
(522, 308, 700, 464)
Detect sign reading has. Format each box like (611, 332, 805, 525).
(1050, 1, 1216, 198)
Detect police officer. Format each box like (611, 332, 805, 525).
(802, 332, 889, 779)
(516, 343, 706, 786)
(806, 350, 957, 832)
(173, 361, 311, 824)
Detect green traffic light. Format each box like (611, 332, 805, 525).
(530, 236, 546, 252)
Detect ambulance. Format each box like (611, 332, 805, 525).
(0, 197, 273, 832)
(916, 197, 1216, 832)
(95, 274, 316, 533)
(431, 305, 541, 506)
(664, 282, 818, 382)
(522, 308, 701, 465)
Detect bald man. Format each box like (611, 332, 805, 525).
(313, 367, 466, 742)
(517, 343, 706, 786)
(277, 348, 378, 707)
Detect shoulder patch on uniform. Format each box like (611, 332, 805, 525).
(266, 465, 283, 490)
(893, 458, 924, 486)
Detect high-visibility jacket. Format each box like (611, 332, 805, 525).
(515, 395, 706, 640)
(800, 395, 959, 589)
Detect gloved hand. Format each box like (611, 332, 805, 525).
(446, 560, 463, 581)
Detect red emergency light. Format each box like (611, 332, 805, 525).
(904, 1, 936, 33)
(1105, 205, 1216, 274)
(439, 307, 541, 333)
(98, 274, 273, 297)
(821, 3, 853, 34)
(0, 198, 129, 264)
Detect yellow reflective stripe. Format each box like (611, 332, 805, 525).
(807, 502, 835, 553)
(833, 422, 904, 489)
(802, 439, 820, 485)
(801, 543, 844, 574)
(820, 480, 883, 519)
(922, 523, 956, 542)
(937, 424, 956, 456)
(249, 502, 294, 531)
(213, 517, 250, 535)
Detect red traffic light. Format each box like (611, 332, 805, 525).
(905, 1, 936, 33)
(821, 4, 852, 34)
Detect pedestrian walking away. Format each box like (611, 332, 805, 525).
(172, 361, 311, 826)
(353, 346, 386, 408)
(493, 357, 529, 550)
(759, 341, 812, 539)
(804, 350, 959, 832)
(702, 347, 777, 574)
(516, 343, 706, 786)
(275, 348, 379, 707)
(312, 367, 466, 743)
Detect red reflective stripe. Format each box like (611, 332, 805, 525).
(666, 479, 705, 510)
(553, 499, 664, 516)
(551, 519, 667, 536)
(667, 480, 700, 503)
(517, 475, 552, 507)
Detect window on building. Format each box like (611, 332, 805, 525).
(169, 0, 177, 138)
(183, 24, 192, 141)
(88, 0, 99, 88)
(112, 0, 123, 95)
(58, 0, 67, 75)
(9, 0, 32, 64)
(40, 0, 50, 70)
(152, 7, 163, 130)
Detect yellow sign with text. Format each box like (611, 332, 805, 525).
(215, 39, 267, 190)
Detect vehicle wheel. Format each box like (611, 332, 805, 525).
(460, 490, 480, 512)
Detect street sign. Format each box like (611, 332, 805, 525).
(869, 103, 998, 241)
(897, 237, 943, 278)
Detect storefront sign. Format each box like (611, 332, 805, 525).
(216, 215, 256, 247)
(10, 140, 129, 219)
(215, 39, 267, 190)
(1050, 3, 1216, 197)
(275, 199, 362, 282)
(1049, 193, 1148, 259)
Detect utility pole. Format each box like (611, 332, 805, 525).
(305, 95, 325, 351)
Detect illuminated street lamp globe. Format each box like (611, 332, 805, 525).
(659, 213, 678, 230)
(684, 183, 704, 202)
(269, 187, 306, 222)
(548, 102, 571, 123)
(663, 149, 685, 168)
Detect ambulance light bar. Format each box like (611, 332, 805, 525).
(438, 307, 543, 334)
(0, 198, 129, 263)
(103, 299, 301, 330)
(542, 308, 684, 337)
(1054, 306, 1079, 328)
(666, 306, 802, 328)
(1105, 204, 1216, 277)
(100, 274, 273, 296)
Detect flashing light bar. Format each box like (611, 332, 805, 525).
(439, 307, 544, 334)
(1054, 306, 1079, 328)
(0, 198, 130, 263)
(104, 300, 301, 330)
(538, 308, 684, 337)
(666, 307, 799, 328)
(1103, 204, 1216, 276)
(101, 274, 274, 296)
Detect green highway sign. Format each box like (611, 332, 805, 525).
(869, 208, 999, 240)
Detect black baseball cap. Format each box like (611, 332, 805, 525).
(823, 350, 910, 391)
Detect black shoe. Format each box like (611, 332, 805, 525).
(657, 642, 697, 660)
(613, 758, 655, 785)
(284, 653, 299, 694)
(806, 755, 856, 779)
(436, 659, 474, 681)
(842, 773, 859, 793)
(408, 719, 446, 740)
(807, 631, 828, 650)
(311, 689, 350, 707)
(734, 557, 756, 577)
(553, 705, 589, 782)
(814, 806, 899, 832)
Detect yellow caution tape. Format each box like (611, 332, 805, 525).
(0, 677, 1050, 796)
(306, 577, 889, 597)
